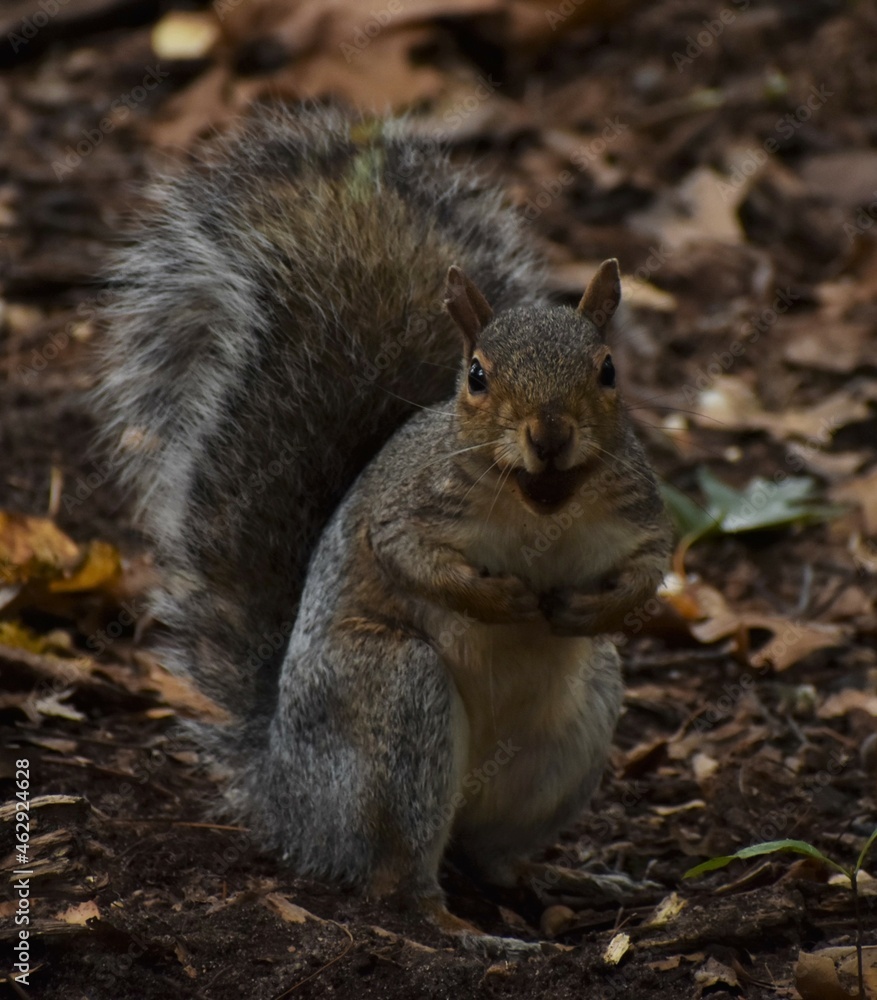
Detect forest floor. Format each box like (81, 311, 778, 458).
(1, 1, 876, 998)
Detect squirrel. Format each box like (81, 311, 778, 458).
(97, 105, 671, 950)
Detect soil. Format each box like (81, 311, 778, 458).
(1, 1, 876, 998)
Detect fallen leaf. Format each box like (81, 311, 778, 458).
(57, 901, 100, 925)
(264, 893, 325, 925)
(630, 167, 745, 250)
(695, 955, 740, 990)
(832, 467, 877, 537)
(691, 752, 719, 781)
(818, 689, 877, 719)
(749, 620, 847, 672)
(645, 892, 687, 928)
(129, 652, 231, 722)
(782, 319, 877, 373)
(603, 931, 631, 965)
(649, 955, 683, 971)
(370, 925, 437, 952)
(540, 904, 576, 938)
(0, 511, 80, 585)
(33, 690, 85, 722)
(795, 948, 861, 1000)
(49, 540, 121, 593)
(691, 375, 877, 444)
(799, 150, 877, 208)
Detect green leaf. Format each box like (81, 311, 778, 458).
(684, 838, 849, 880)
(855, 826, 877, 875)
(662, 469, 844, 544)
(659, 481, 719, 543)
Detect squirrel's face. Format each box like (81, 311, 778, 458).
(444, 260, 625, 516)
(457, 308, 623, 514)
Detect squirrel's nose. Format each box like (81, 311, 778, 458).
(525, 418, 574, 465)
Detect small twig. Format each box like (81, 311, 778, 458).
(272, 922, 355, 998)
(103, 817, 248, 832)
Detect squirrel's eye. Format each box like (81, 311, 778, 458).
(468, 359, 488, 394)
(599, 355, 616, 388)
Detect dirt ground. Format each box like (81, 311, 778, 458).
(2, 1, 877, 998)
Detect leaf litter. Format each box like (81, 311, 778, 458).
(2, 0, 877, 998)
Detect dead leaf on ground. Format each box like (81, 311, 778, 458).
(694, 955, 740, 992)
(263, 892, 326, 925)
(832, 467, 877, 537)
(0, 511, 81, 585)
(795, 946, 877, 1000)
(629, 167, 745, 250)
(661, 574, 849, 671)
(693, 375, 877, 445)
(56, 901, 100, 926)
(818, 688, 877, 720)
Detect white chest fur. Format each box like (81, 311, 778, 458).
(425, 486, 627, 833)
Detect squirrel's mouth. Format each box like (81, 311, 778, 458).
(514, 465, 588, 514)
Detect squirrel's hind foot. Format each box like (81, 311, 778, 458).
(417, 895, 554, 958)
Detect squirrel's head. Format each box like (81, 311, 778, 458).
(444, 259, 626, 516)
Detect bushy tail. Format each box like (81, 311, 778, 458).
(95, 105, 545, 760)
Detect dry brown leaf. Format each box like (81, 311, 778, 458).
(800, 150, 877, 208)
(126, 652, 230, 722)
(57, 900, 100, 926)
(795, 948, 862, 1000)
(33, 690, 85, 722)
(782, 319, 877, 373)
(0, 511, 81, 585)
(785, 445, 867, 482)
(832, 468, 877, 537)
(266, 25, 445, 110)
(630, 167, 745, 251)
(660, 574, 847, 670)
(818, 689, 877, 719)
(695, 955, 740, 990)
(649, 955, 683, 971)
(622, 737, 668, 777)
(508, 0, 642, 43)
(644, 892, 686, 929)
(693, 374, 877, 445)
(691, 752, 719, 781)
(49, 540, 121, 594)
(0, 620, 75, 656)
(370, 925, 438, 952)
(146, 64, 233, 150)
(540, 904, 576, 938)
(749, 619, 848, 672)
(264, 892, 325, 925)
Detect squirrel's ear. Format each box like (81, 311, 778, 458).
(577, 258, 621, 337)
(444, 265, 494, 355)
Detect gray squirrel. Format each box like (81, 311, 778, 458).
(97, 106, 671, 949)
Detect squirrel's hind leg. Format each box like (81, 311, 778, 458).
(487, 858, 662, 909)
(271, 625, 467, 900)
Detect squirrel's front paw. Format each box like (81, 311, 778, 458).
(458, 569, 541, 624)
(541, 588, 619, 636)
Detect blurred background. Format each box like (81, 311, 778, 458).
(1, 2, 876, 998)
